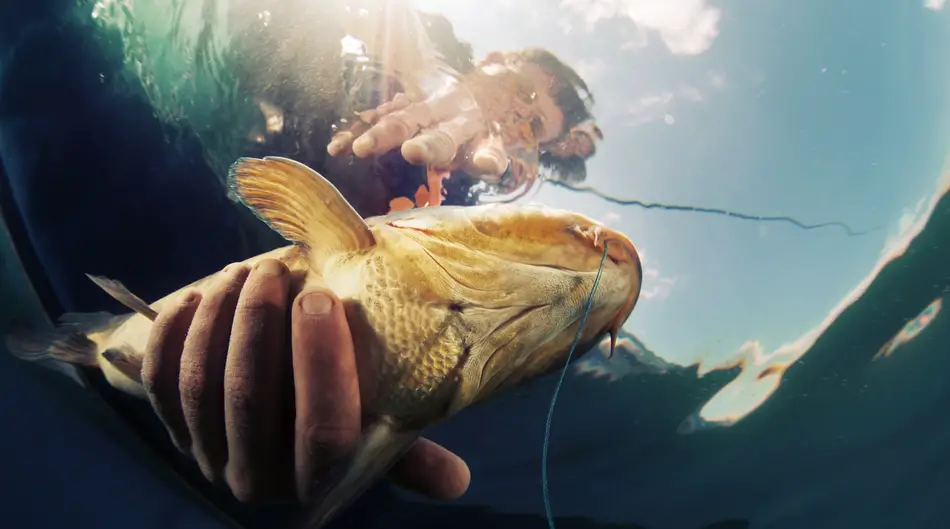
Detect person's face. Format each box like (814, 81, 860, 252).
(546, 128, 596, 159)
(480, 52, 565, 145)
(519, 63, 566, 145)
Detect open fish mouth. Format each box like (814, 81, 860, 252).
(566, 221, 643, 355)
(568, 222, 642, 272)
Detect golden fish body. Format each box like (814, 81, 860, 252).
(8, 157, 643, 528)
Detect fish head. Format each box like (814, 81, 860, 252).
(372, 202, 643, 413)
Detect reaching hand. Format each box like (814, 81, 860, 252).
(141, 258, 471, 504)
(326, 66, 543, 189)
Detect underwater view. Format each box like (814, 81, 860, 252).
(1, 0, 949, 528)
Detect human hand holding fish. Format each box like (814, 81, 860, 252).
(139, 259, 471, 504)
(7, 156, 643, 528)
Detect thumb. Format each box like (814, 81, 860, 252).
(291, 288, 362, 502)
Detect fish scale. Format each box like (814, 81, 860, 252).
(337, 246, 466, 423)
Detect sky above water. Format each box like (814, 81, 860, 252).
(414, 0, 950, 420)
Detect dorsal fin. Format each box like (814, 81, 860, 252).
(228, 157, 376, 268)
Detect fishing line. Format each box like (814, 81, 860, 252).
(545, 179, 877, 237)
(542, 241, 610, 529)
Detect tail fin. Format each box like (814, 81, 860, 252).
(296, 418, 420, 529)
(5, 312, 116, 367)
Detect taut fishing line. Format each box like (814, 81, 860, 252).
(542, 241, 610, 529)
(545, 179, 877, 237)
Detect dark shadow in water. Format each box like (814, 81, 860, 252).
(331, 484, 749, 529)
(389, 503, 748, 529)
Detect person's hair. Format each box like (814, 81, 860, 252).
(539, 152, 587, 184)
(418, 12, 476, 74)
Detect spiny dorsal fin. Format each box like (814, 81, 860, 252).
(86, 274, 158, 321)
(228, 157, 376, 269)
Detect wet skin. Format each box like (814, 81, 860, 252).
(143, 258, 471, 504)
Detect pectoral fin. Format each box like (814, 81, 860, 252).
(228, 156, 376, 270)
(296, 417, 419, 529)
(86, 274, 158, 321)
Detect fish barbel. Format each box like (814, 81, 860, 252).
(6, 156, 643, 528)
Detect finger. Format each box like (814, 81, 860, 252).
(141, 290, 202, 453)
(328, 94, 413, 157)
(222, 259, 293, 502)
(178, 264, 250, 484)
(460, 134, 508, 177)
(327, 130, 361, 158)
(368, 92, 413, 121)
(292, 289, 361, 502)
(388, 438, 471, 501)
(352, 90, 470, 158)
(400, 112, 482, 167)
(327, 118, 374, 158)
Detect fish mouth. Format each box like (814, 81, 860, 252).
(568, 222, 642, 275)
(568, 222, 643, 356)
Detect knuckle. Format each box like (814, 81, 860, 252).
(197, 285, 233, 315)
(217, 264, 251, 291)
(192, 285, 237, 324)
(253, 258, 287, 276)
(221, 262, 250, 275)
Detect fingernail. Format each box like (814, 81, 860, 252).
(401, 141, 429, 165)
(223, 263, 250, 277)
(302, 292, 333, 315)
(473, 151, 506, 174)
(354, 135, 376, 152)
(255, 259, 285, 276)
(328, 136, 350, 156)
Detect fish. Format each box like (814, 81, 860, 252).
(5, 156, 643, 528)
